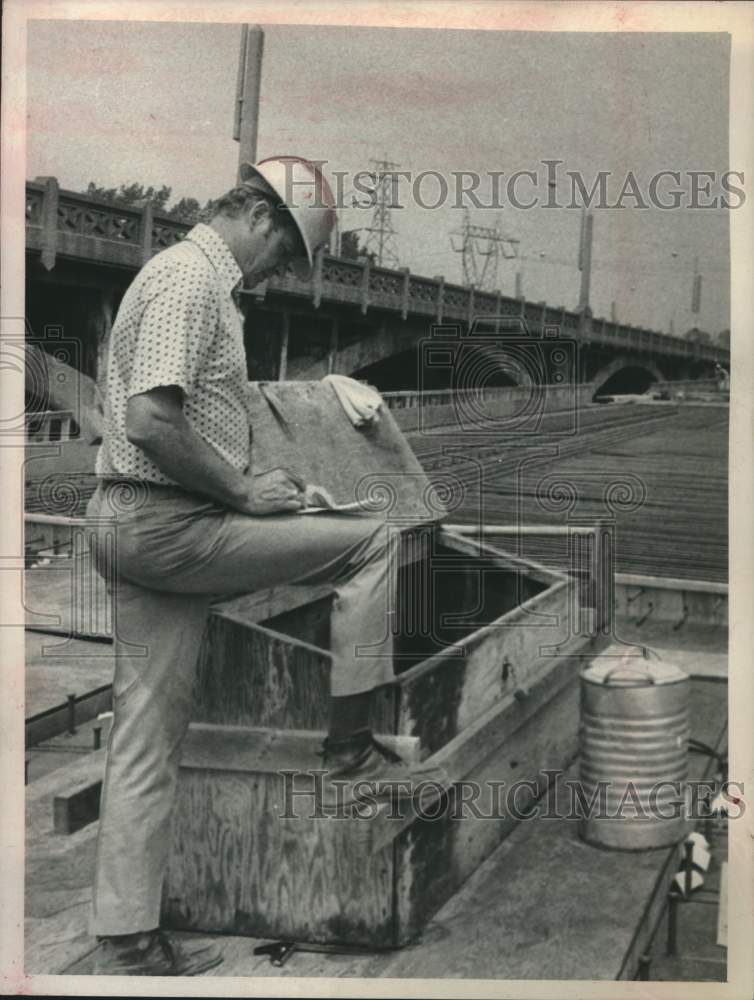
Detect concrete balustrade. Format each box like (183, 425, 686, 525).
(383, 384, 595, 433)
(25, 178, 729, 369)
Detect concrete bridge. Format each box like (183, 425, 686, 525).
(25, 177, 728, 397)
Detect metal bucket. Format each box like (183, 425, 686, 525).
(578, 649, 690, 850)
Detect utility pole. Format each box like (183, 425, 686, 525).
(577, 208, 594, 311)
(234, 25, 265, 181)
(450, 209, 519, 291)
(515, 270, 523, 299)
(362, 156, 401, 267)
(691, 255, 702, 315)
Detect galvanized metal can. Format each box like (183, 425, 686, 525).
(578, 650, 690, 850)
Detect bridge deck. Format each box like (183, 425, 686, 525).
(411, 402, 728, 583)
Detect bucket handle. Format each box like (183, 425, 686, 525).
(601, 667, 656, 686)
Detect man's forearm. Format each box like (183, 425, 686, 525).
(134, 411, 249, 510)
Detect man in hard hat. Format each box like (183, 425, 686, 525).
(87, 158, 431, 976)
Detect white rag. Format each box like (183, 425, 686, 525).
(323, 374, 383, 428)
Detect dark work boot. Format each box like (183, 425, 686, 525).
(319, 729, 451, 808)
(93, 929, 223, 976)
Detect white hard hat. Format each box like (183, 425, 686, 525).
(240, 156, 336, 279)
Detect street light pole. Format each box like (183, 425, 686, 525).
(577, 207, 594, 312)
(234, 25, 265, 182)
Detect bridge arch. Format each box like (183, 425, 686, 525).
(351, 340, 520, 392)
(590, 356, 665, 399)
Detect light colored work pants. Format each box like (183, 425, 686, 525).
(86, 483, 397, 935)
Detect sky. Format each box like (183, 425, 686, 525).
(27, 20, 732, 334)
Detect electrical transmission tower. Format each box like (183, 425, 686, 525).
(362, 156, 401, 268)
(450, 209, 519, 291)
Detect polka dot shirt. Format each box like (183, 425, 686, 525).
(96, 224, 250, 485)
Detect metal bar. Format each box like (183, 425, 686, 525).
(615, 573, 728, 595)
(25, 513, 89, 527)
(666, 892, 679, 955)
(67, 694, 77, 735)
(684, 839, 694, 897)
(443, 523, 595, 537)
(236, 25, 264, 176)
(232, 24, 249, 141)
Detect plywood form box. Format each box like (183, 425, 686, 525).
(161, 382, 594, 946)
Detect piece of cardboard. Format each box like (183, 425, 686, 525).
(248, 381, 449, 523)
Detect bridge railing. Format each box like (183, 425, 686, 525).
(26, 409, 78, 442)
(26, 178, 729, 366)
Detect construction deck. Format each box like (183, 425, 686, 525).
(23, 395, 730, 981)
(24, 628, 727, 981)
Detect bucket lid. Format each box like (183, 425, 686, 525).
(582, 648, 688, 686)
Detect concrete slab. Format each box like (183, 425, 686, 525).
(25, 631, 114, 719)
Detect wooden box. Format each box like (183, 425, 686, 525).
(162, 524, 592, 947)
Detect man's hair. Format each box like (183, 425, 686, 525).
(209, 186, 302, 249)
(210, 185, 275, 220)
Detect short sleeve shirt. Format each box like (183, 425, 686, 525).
(96, 224, 250, 485)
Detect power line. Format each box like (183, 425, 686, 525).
(449, 208, 519, 290)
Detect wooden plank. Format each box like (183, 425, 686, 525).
(25, 897, 97, 975)
(393, 578, 580, 754)
(163, 767, 396, 946)
(212, 581, 333, 628)
(25, 751, 105, 971)
(193, 597, 396, 734)
(616, 573, 728, 595)
(368, 642, 598, 856)
(53, 779, 103, 835)
(180, 723, 421, 772)
(394, 669, 583, 944)
(191, 616, 334, 729)
(615, 582, 728, 628)
(441, 527, 566, 586)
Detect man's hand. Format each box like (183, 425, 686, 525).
(126, 388, 304, 514)
(239, 467, 305, 515)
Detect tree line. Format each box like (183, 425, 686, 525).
(82, 181, 213, 224)
(82, 182, 375, 261)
